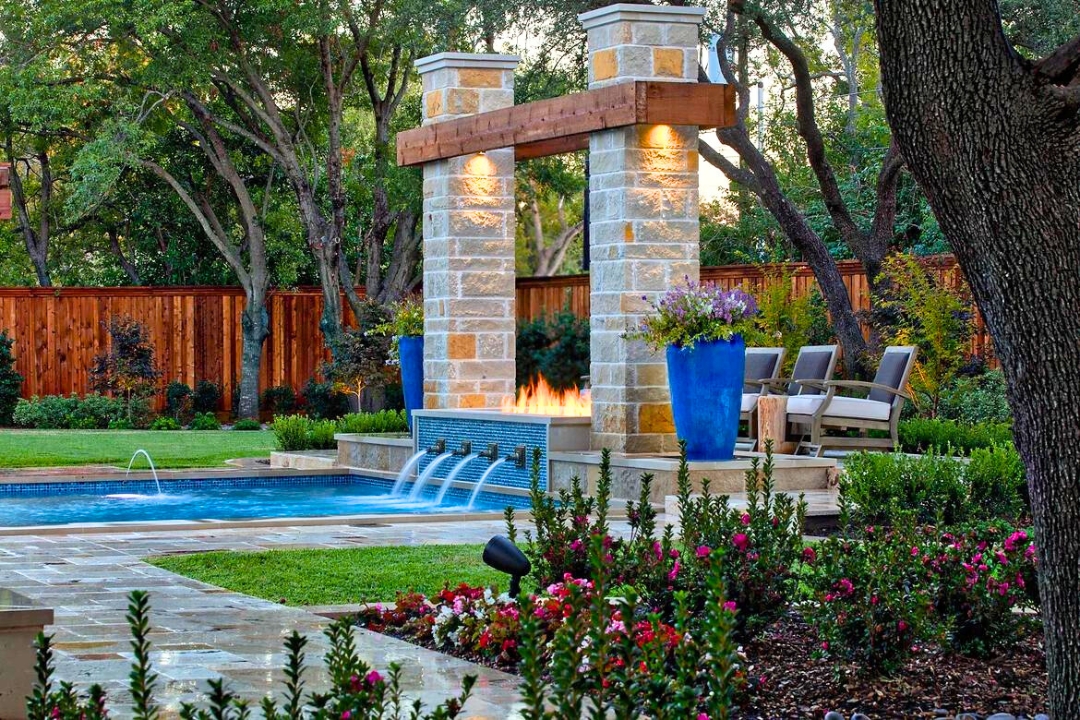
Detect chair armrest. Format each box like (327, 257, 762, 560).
(824, 380, 912, 401)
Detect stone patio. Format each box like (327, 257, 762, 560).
(0, 519, 578, 719)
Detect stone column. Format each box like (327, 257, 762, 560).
(416, 53, 519, 410)
(579, 4, 705, 453)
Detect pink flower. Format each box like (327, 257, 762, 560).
(910, 546, 920, 557)
(569, 539, 583, 552)
(897, 620, 908, 632)
(836, 577, 854, 596)
(740, 513, 751, 525)
(366, 670, 383, 686)
(669, 548, 680, 559)
(698, 714, 710, 720)
(771, 516, 779, 527)
(696, 545, 711, 558)
(723, 601, 737, 613)
(802, 546, 817, 564)
(996, 551, 1008, 565)
(870, 595, 879, 605)
(821, 641, 829, 651)
(342, 712, 351, 720)
(998, 581, 1011, 596)
(1004, 530, 1029, 552)
(668, 560, 681, 582)
(732, 533, 750, 552)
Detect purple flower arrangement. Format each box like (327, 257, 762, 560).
(629, 278, 759, 350)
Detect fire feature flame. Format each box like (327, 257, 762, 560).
(501, 375, 591, 417)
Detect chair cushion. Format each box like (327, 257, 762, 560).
(741, 393, 759, 413)
(789, 349, 833, 395)
(743, 352, 780, 392)
(870, 350, 911, 403)
(787, 395, 892, 421)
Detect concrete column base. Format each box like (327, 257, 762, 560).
(0, 590, 53, 720)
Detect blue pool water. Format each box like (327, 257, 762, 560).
(0, 475, 527, 528)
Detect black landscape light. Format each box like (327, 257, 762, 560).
(482, 534, 530, 598)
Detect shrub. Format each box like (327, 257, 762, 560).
(744, 267, 833, 375)
(68, 393, 125, 429)
(898, 417, 1014, 454)
(310, 419, 338, 449)
(108, 418, 133, 430)
(192, 380, 221, 414)
(13, 395, 77, 429)
(28, 591, 475, 720)
(516, 308, 590, 392)
(189, 412, 221, 431)
(325, 302, 392, 408)
(89, 316, 160, 420)
(967, 444, 1028, 520)
(150, 416, 181, 431)
(301, 378, 350, 420)
(937, 369, 1011, 424)
(841, 450, 968, 527)
(808, 524, 939, 675)
(337, 410, 408, 435)
(272, 414, 313, 451)
(165, 381, 193, 423)
(0, 330, 23, 426)
(260, 385, 297, 415)
(231, 418, 262, 431)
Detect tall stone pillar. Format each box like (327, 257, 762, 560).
(579, 4, 705, 453)
(416, 53, 519, 410)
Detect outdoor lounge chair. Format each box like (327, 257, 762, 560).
(785, 345, 918, 455)
(756, 344, 840, 399)
(739, 347, 786, 446)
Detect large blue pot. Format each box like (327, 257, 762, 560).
(398, 335, 424, 433)
(665, 336, 745, 461)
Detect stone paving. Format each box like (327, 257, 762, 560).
(0, 519, 610, 719)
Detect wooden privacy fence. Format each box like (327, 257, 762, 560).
(0, 254, 991, 409)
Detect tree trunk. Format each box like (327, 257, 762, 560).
(875, 1, 1080, 715)
(108, 227, 141, 284)
(238, 299, 269, 419)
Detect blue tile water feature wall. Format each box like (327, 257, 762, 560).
(415, 415, 548, 491)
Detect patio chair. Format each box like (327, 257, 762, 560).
(785, 345, 918, 455)
(757, 344, 840, 398)
(739, 347, 786, 446)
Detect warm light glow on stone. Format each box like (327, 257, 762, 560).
(642, 124, 677, 148)
(464, 153, 497, 176)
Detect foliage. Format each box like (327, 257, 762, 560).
(0, 330, 24, 426)
(326, 328, 393, 407)
(28, 591, 475, 720)
(840, 449, 1028, 528)
(189, 412, 221, 431)
(12, 394, 125, 429)
(272, 415, 317, 452)
(923, 524, 1039, 657)
(372, 296, 424, 363)
(677, 441, 809, 636)
(743, 268, 832, 374)
(260, 385, 297, 415)
(150, 416, 181, 431)
(807, 524, 938, 675)
(936, 370, 1011, 424)
(192, 381, 221, 414)
(898, 418, 1015, 454)
(337, 410, 408, 435)
(165, 381, 194, 424)
(310, 420, 338, 450)
(629, 281, 758, 351)
(301, 379, 350, 421)
(89, 316, 161, 419)
(231, 418, 262, 431)
(515, 308, 590, 392)
(875, 255, 974, 417)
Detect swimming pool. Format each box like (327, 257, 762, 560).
(0, 475, 528, 528)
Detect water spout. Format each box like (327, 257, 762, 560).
(435, 453, 479, 505)
(409, 452, 455, 501)
(468, 458, 507, 509)
(126, 449, 162, 495)
(391, 450, 429, 496)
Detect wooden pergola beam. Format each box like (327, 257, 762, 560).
(396, 81, 736, 167)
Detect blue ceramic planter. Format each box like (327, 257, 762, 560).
(666, 336, 745, 461)
(398, 335, 424, 433)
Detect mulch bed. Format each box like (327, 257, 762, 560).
(363, 615, 1047, 719)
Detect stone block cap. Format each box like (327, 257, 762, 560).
(578, 3, 706, 30)
(415, 52, 520, 74)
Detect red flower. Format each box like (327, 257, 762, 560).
(732, 533, 750, 552)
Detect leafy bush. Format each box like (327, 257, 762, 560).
(165, 381, 193, 423)
(0, 330, 23, 426)
(272, 414, 312, 451)
(516, 308, 590, 392)
(192, 380, 221, 414)
(301, 378, 350, 420)
(260, 385, 297, 415)
(371, 295, 424, 363)
(967, 444, 1028, 520)
(231, 418, 262, 431)
(337, 410, 408, 434)
(28, 591, 475, 720)
(69, 393, 126, 428)
(744, 268, 832, 374)
(150, 416, 181, 431)
(325, 302, 392, 408)
(898, 417, 1014, 454)
(89, 316, 160, 420)
(937, 369, 1011, 424)
(108, 418, 133, 430)
(12, 394, 124, 429)
(13, 396, 70, 429)
(310, 420, 338, 449)
(808, 524, 938, 675)
(190, 412, 221, 431)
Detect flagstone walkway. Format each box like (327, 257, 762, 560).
(0, 520, 598, 719)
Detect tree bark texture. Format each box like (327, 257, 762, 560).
(4, 140, 52, 286)
(875, 1, 1080, 715)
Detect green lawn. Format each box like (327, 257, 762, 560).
(149, 545, 508, 605)
(0, 429, 276, 469)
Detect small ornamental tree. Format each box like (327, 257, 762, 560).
(0, 330, 24, 426)
(89, 316, 161, 420)
(325, 302, 392, 410)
